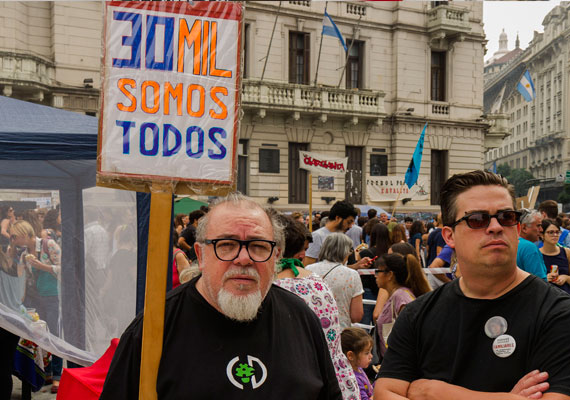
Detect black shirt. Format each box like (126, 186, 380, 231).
(179, 225, 197, 260)
(100, 277, 342, 400)
(426, 228, 446, 266)
(378, 276, 570, 395)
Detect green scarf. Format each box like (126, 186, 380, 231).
(279, 258, 305, 277)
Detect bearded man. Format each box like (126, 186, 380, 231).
(100, 193, 341, 400)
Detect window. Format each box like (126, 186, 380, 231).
(430, 150, 448, 205)
(259, 148, 280, 173)
(431, 51, 446, 101)
(243, 23, 250, 78)
(289, 32, 310, 84)
(370, 154, 387, 176)
(523, 156, 527, 169)
(345, 146, 363, 204)
(237, 139, 248, 194)
(516, 158, 520, 169)
(346, 40, 364, 89)
(288, 142, 308, 203)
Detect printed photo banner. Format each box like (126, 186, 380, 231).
(366, 175, 429, 201)
(299, 151, 348, 176)
(98, 1, 242, 191)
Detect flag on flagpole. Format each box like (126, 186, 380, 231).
(322, 10, 347, 52)
(516, 70, 535, 102)
(404, 123, 427, 189)
(491, 160, 497, 174)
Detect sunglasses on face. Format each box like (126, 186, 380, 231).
(448, 210, 521, 229)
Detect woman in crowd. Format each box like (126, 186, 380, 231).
(0, 206, 15, 251)
(22, 210, 43, 242)
(408, 220, 425, 262)
(273, 215, 359, 400)
(171, 230, 190, 289)
(42, 209, 62, 247)
(174, 213, 188, 236)
(362, 218, 380, 245)
(307, 233, 364, 329)
(390, 224, 407, 245)
(11, 220, 62, 392)
(540, 219, 570, 294)
(374, 252, 431, 359)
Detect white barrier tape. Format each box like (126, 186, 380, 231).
(362, 299, 376, 305)
(352, 322, 375, 331)
(358, 268, 451, 275)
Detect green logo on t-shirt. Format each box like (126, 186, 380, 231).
(226, 356, 267, 390)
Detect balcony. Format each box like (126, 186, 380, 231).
(427, 5, 471, 44)
(484, 113, 510, 150)
(0, 51, 55, 100)
(241, 79, 386, 126)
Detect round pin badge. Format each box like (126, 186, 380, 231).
(492, 334, 516, 358)
(484, 316, 508, 339)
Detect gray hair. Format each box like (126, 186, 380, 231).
(318, 232, 353, 263)
(195, 192, 285, 256)
(520, 209, 540, 226)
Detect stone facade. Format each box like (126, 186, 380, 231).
(0, 1, 101, 114)
(484, 2, 570, 201)
(1, 1, 490, 210)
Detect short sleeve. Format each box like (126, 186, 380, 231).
(376, 305, 420, 382)
(306, 231, 323, 259)
(530, 296, 570, 396)
(350, 270, 364, 297)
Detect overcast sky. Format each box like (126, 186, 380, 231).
(483, 0, 562, 61)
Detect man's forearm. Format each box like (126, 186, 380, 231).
(407, 379, 547, 400)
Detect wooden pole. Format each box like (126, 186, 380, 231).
(309, 173, 313, 232)
(138, 188, 172, 400)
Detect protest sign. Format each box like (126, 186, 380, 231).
(98, 1, 242, 194)
(299, 150, 348, 176)
(366, 175, 429, 202)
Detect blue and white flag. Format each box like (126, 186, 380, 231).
(517, 70, 535, 102)
(491, 160, 497, 174)
(404, 123, 427, 189)
(322, 10, 347, 52)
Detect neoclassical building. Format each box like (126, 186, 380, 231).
(484, 2, 570, 201)
(1, 1, 499, 210)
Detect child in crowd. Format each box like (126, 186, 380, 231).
(341, 327, 374, 400)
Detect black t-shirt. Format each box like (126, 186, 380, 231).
(100, 277, 342, 400)
(377, 275, 570, 396)
(179, 225, 197, 260)
(426, 228, 445, 266)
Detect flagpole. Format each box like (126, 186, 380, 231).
(337, 14, 363, 88)
(308, 173, 313, 232)
(313, 1, 328, 87)
(260, 1, 282, 82)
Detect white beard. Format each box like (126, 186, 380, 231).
(214, 267, 272, 322)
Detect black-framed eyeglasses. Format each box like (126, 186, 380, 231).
(205, 238, 277, 262)
(375, 269, 389, 274)
(448, 210, 521, 229)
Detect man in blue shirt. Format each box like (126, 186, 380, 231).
(517, 209, 547, 281)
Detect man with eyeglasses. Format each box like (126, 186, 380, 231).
(101, 193, 342, 400)
(375, 170, 570, 400)
(517, 209, 547, 281)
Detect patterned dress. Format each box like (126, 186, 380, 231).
(274, 274, 360, 400)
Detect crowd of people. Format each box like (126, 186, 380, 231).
(5, 168, 570, 399)
(99, 170, 570, 400)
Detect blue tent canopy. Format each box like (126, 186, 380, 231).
(0, 96, 151, 363)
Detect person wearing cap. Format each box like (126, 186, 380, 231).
(374, 170, 570, 400)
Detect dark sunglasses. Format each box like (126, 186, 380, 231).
(448, 210, 521, 229)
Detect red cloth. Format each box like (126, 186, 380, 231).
(57, 338, 119, 400)
(172, 249, 184, 288)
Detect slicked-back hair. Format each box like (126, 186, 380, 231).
(440, 170, 515, 227)
(329, 200, 357, 221)
(318, 232, 353, 264)
(195, 193, 285, 254)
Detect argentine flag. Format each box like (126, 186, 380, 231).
(322, 11, 347, 52)
(517, 70, 535, 102)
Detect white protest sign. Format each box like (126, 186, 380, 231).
(299, 150, 348, 176)
(366, 175, 429, 201)
(99, 2, 242, 187)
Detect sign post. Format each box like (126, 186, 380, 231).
(99, 3, 242, 399)
(299, 151, 348, 225)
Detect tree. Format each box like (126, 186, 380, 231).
(495, 164, 535, 198)
(558, 184, 570, 205)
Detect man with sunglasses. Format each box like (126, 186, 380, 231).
(101, 193, 341, 400)
(375, 170, 570, 400)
